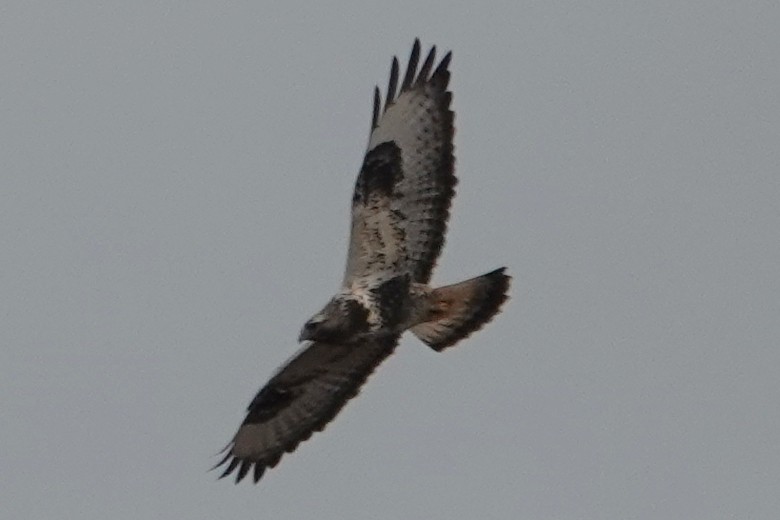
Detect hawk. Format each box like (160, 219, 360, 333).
(215, 40, 511, 484)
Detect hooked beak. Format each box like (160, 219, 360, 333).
(298, 325, 314, 343)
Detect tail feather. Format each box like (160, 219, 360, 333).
(411, 268, 510, 352)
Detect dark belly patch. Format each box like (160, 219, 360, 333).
(371, 274, 411, 328)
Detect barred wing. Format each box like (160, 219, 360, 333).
(215, 336, 398, 484)
(344, 40, 456, 286)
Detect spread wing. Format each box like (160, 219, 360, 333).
(344, 39, 456, 286)
(214, 335, 398, 484)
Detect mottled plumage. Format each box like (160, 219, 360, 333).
(216, 40, 510, 484)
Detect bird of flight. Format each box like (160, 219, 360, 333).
(215, 40, 511, 484)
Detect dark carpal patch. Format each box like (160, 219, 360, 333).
(245, 385, 294, 424)
(353, 142, 403, 205)
(371, 274, 411, 328)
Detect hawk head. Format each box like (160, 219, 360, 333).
(298, 297, 371, 343)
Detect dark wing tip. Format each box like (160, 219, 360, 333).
(385, 56, 400, 110)
(401, 39, 422, 92)
(433, 51, 452, 80)
(416, 45, 437, 85)
(213, 451, 270, 485)
(373, 40, 452, 123)
(253, 463, 266, 483)
(236, 460, 252, 482)
(216, 456, 241, 480)
(211, 449, 232, 473)
(371, 86, 381, 129)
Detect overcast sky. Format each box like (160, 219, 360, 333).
(2, 2, 779, 519)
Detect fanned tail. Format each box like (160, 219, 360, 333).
(411, 268, 510, 352)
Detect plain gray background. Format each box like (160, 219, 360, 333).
(2, 2, 779, 519)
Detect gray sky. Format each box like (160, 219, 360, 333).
(2, 1, 779, 519)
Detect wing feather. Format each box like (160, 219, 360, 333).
(371, 86, 381, 131)
(416, 45, 437, 85)
(386, 57, 399, 107)
(345, 40, 456, 286)
(215, 336, 398, 483)
(400, 39, 421, 91)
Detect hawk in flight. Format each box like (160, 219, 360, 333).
(216, 40, 511, 484)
